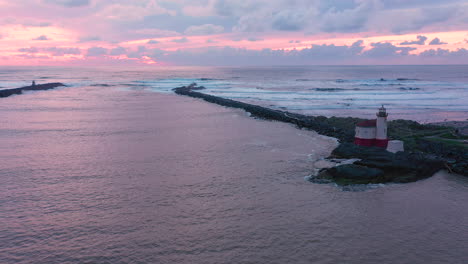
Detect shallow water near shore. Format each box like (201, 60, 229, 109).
(1, 80, 467, 264)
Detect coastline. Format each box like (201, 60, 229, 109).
(174, 83, 467, 184)
(1, 81, 464, 184)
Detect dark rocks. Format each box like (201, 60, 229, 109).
(324, 143, 446, 185)
(414, 138, 467, 176)
(316, 164, 385, 185)
(173, 84, 358, 142)
(0, 82, 66, 98)
(331, 143, 394, 160)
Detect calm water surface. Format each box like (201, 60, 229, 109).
(0, 67, 467, 264)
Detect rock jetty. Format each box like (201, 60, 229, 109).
(174, 83, 357, 142)
(0, 82, 66, 98)
(174, 83, 466, 185)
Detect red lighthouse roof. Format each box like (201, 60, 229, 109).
(356, 119, 377, 127)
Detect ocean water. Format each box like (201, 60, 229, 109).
(1, 65, 467, 122)
(0, 66, 468, 264)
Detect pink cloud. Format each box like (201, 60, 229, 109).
(0, 1, 467, 66)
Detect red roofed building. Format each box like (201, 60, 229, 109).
(354, 106, 389, 148)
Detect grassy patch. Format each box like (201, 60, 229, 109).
(424, 137, 468, 148)
(439, 132, 468, 140)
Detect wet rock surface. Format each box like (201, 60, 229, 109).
(316, 164, 385, 185)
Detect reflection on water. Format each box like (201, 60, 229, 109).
(0, 70, 467, 264)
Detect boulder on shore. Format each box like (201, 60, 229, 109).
(314, 143, 446, 185)
(316, 164, 385, 185)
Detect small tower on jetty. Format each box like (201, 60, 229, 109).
(354, 105, 389, 148)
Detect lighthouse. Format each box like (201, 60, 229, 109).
(375, 105, 389, 148)
(354, 105, 389, 148)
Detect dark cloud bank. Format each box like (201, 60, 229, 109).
(400, 35, 427, 45)
(17, 41, 468, 65)
(152, 41, 468, 66)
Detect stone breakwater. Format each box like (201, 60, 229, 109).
(174, 84, 357, 142)
(0, 83, 66, 98)
(174, 84, 467, 184)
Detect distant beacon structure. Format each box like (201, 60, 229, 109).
(354, 105, 389, 148)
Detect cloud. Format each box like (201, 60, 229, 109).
(364, 42, 416, 57)
(400, 35, 427, 45)
(109, 47, 127, 56)
(86, 47, 108, 57)
(380, 5, 459, 33)
(23, 21, 51, 27)
(124, 46, 151, 59)
(231, 37, 264, 42)
(148, 39, 468, 66)
(79, 36, 101, 42)
(18, 47, 40, 53)
(153, 40, 367, 66)
(137, 46, 147, 53)
(212, 0, 468, 35)
(419, 48, 468, 62)
(232, 12, 271, 32)
(320, 0, 376, 33)
(214, 0, 261, 17)
(172, 37, 189, 43)
(44, 47, 81, 56)
(17, 54, 50, 60)
(97, 2, 174, 21)
(429, 37, 448, 45)
(184, 24, 224, 35)
(44, 0, 90, 7)
(32, 35, 50, 41)
(18, 46, 81, 56)
(304, 40, 366, 60)
(271, 9, 309, 31)
(3, 0, 468, 66)
(133, 29, 181, 38)
(247, 37, 263, 42)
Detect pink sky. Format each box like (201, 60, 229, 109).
(1, 0, 468, 66)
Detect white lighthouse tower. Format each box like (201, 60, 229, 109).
(375, 105, 389, 148)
